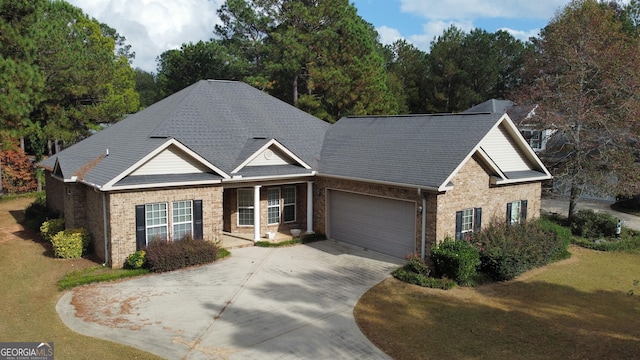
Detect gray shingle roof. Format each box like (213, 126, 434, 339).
(463, 99, 514, 114)
(40, 80, 330, 188)
(318, 113, 505, 189)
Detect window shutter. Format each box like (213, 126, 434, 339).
(135, 205, 146, 250)
(521, 200, 528, 222)
(506, 202, 512, 224)
(474, 208, 482, 233)
(455, 211, 462, 240)
(193, 200, 203, 239)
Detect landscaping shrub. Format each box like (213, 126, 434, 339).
(392, 253, 457, 290)
(472, 220, 568, 281)
(573, 235, 640, 253)
(145, 236, 219, 273)
(40, 218, 65, 242)
(24, 197, 59, 231)
(126, 250, 146, 269)
(50, 228, 91, 259)
(539, 215, 572, 251)
(0, 150, 37, 194)
(392, 266, 457, 290)
(570, 209, 617, 238)
(430, 237, 480, 286)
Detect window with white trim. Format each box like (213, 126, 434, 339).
(172, 200, 193, 240)
(267, 188, 281, 224)
(461, 208, 474, 234)
(238, 189, 254, 226)
(146, 203, 168, 243)
(455, 207, 482, 240)
(283, 186, 296, 223)
(507, 200, 528, 225)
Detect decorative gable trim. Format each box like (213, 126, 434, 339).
(437, 114, 551, 191)
(231, 139, 312, 174)
(102, 138, 230, 191)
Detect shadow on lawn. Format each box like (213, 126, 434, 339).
(358, 278, 640, 360)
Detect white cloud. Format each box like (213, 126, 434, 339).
(409, 20, 474, 51)
(499, 27, 541, 42)
(376, 25, 403, 45)
(67, 0, 225, 73)
(398, 0, 569, 21)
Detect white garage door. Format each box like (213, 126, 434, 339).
(328, 190, 416, 258)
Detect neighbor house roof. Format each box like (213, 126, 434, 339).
(40, 80, 330, 190)
(319, 112, 551, 191)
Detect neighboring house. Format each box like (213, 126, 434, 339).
(464, 99, 555, 152)
(39, 80, 551, 267)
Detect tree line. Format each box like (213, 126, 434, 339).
(2, 0, 640, 214)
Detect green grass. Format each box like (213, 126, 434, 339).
(356, 246, 640, 359)
(0, 191, 45, 202)
(217, 247, 231, 258)
(58, 266, 150, 290)
(0, 197, 161, 359)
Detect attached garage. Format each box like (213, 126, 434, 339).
(328, 190, 416, 258)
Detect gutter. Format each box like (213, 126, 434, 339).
(102, 192, 110, 266)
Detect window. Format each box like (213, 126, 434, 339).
(461, 208, 474, 234)
(172, 200, 193, 240)
(136, 200, 202, 250)
(507, 200, 528, 225)
(238, 189, 254, 226)
(145, 203, 168, 243)
(283, 186, 296, 223)
(267, 188, 281, 224)
(455, 207, 482, 240)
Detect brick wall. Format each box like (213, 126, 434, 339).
(44, 171, 64, 216)
(224, 182, 308, 237)
(108, 185, 223, 267)
(314, 156, 542, 258)
(433, 154, 542, 243)
(63, 183, 86, 229)
(84, 187, 106, 264)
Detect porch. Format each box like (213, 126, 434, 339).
(219, 230, 300, 249)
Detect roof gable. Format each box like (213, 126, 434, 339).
(232, 138, 312, 174)
(102, 138, 229, 190)
(320, 113, 551, 190)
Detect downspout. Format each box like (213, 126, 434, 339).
(421, 196, 427, 260)
(102, 192, 110, 266)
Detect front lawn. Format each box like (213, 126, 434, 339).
(0, 197, 161, 359)
(355, 245, 640, 359)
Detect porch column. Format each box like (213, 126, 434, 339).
(306, 181, 314, 234)
(253, 185, 261, 241)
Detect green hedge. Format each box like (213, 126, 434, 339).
(40, 218, 65, 242)
(430, 237, 480, 286)
(570, 209, 617, 238)
(472, 221, 567, 281)
(126, 250, 147, 269)
(145, 237, 219, 273)
(50, 228, 91, 259)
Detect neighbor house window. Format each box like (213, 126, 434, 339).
(507, 200, 528, 225)
(455, 207, 482, 240)
(283, 186, 296, 222)
(238, 189, 254, 226)
(146, 203, 168, 243)
(172, 200, 193, 240)
(267, 188, 281, 224)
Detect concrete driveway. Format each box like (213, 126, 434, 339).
(57, 240, 403, 359)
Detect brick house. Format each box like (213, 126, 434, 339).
(39, 80, 551, 267)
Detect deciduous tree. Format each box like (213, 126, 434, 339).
(516, 0, 640, 218)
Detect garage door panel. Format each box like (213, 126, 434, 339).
(329, 190, 415, 258)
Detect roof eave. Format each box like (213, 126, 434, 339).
(318, 173, 440, 192)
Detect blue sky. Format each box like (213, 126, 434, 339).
(68, 0, 581, 73)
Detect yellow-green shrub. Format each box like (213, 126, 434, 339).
(40, 218, 65, 241)
(50, 228, 91, 259)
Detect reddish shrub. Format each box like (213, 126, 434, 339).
(0, 150, 37, 194)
